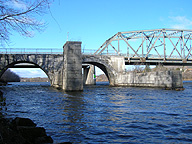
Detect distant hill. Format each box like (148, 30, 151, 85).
(20, 77, 49, 82)
(0, 69, 20, 82)
(20, 75, 108, 83)
(96, 74, 108, 82)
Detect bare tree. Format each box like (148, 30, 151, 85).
(132, 63, 145, 73)
(152, 63, 168, 72)
(0, 0, 52, 45)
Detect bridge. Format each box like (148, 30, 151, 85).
(94, 29, 192, 66)
(0, 29, 187, 91)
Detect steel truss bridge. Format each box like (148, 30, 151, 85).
(94, 29, 192, 66)
(1, 29, 192, 66)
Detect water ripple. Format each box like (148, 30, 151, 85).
(1, 82, 192, 143)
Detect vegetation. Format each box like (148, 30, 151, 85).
(0, 69, 20, 82)
(129, 63, 176, 73)
(132, 65, 145, 73)
(96, 74, 108, 82)
(20, 77, 49, 82)
(0, 90, 6, 118)
(182, 71, 192, 80)
(151, 64, 168, 72)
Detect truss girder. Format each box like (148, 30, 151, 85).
(94, 29, 192, 61)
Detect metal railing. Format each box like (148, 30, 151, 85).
(0, 48, 63, 54)
(0, 48, 189, 60)
(0, 48, 98, 55)
(82, 49, 97, 55)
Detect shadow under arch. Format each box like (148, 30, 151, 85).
(83, 62, 109, 80)
(82, 59, 117, 85)
(0, 61, 50, 82)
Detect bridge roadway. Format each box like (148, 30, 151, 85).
(1, 51, 192, 67)
(5, 55, 192, 67)
(125, 56, 192, 66)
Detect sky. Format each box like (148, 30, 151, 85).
(4, 0, 192, 77)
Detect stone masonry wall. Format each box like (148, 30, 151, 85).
(115, 71, 183, 88)
(0, 54, 64, 88)
(62, 41, 83, 91)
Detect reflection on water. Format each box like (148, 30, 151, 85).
(1, 82, 192, 143)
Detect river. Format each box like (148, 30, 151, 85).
(1, 81, 192, 143)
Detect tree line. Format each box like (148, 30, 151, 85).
(0, 69, 20, 82)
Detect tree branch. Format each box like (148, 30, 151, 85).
(0, 0, 52, 45)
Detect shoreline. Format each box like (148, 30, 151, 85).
(0, 117, 53, 144)
(0, 89, 72, 144)
(0, 89, 53, 144)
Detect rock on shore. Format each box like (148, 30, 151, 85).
(0, 117, 53, 144)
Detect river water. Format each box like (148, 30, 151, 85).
(1, 82, 192, 143)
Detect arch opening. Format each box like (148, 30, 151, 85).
(95, 66, 109, 84)
(0, 61, 50, 84)
(82, 62, 111, 85)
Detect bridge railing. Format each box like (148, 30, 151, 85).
(0, 48, 97, 55)
(82, 49, 97, 55)
(0, 48, 63, 54)
(0, 48, 188, 59)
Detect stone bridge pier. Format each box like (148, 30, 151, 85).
(62, 41, 83, 91)
(83, 65, 96, 85)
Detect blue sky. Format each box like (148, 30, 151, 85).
(6, 0, 192, 77)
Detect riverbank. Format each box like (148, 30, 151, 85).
(0, 89, 73, 144)
(0, 89, 53, 144)
(0, 81, 7, 86)
(0, 117, 53, 144)
(20, 77, 49, 82)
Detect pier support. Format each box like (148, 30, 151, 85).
(114, 70, 183, 89)
(83, 65, 96, 85)
(62, 41, 83, 91)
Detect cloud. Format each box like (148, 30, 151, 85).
(169, 16, 192, 29)
(10, 68, 47, 78)
(5, 0, 27, 10)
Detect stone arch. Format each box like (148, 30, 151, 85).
(0, 61, 51, 82)
(0, 54, 64, 88)
(82, 56, 118, 86)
